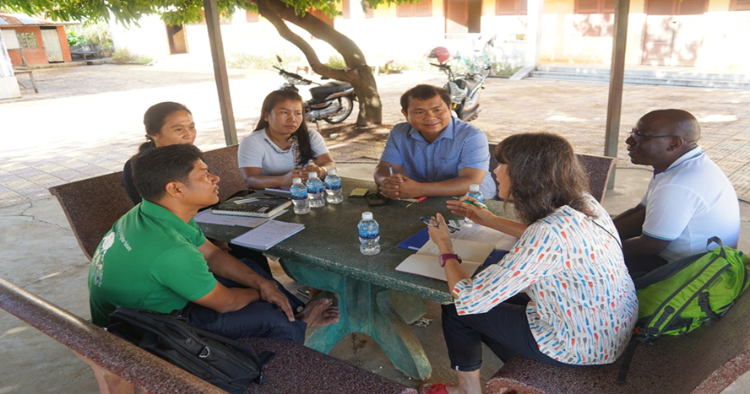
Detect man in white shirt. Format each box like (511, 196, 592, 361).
(614, 109, 740, 278)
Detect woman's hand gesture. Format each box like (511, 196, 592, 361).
(446, 196, 496, 228)
(427, 213, 455, 254)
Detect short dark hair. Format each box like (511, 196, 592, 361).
(132, 144, 204, 202)
(400, 84, 451, 113)
(139, 101, 192, 153)
(494, 133, 593, 224)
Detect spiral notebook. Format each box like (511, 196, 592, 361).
(212, 196, 291, 218)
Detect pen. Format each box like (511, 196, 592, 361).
(389, 165, 394, 176)
(453, 196, 487, 210)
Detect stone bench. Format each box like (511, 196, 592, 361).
(485, 288, 750, 393)
(40, 144, 416, 394)
(0, 276, 417, 394)
(70, 44, 101, 61)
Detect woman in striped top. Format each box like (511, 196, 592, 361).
(422, 133, 637, 394)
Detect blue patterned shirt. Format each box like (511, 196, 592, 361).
(379, 117, 496, 198)
(453, 195, 638, 365)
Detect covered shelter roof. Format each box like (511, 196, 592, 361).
(0, 12, 79, 27)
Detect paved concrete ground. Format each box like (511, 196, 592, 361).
(2, 56, 750, 208)
(2, 56, 750, 392)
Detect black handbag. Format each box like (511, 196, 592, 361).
(107, 307, 274, 394)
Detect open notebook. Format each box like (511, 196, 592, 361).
(395, 239, 495, 281)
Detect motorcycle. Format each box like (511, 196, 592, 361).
(273, 58, 356, 124)
(428, 47, 489, 122)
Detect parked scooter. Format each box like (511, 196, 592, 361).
(428, 47, 489, 122)
(273, 57, 356, 124)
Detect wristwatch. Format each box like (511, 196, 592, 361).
(439, 253, 462, 267)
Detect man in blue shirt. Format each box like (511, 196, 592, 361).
(374, 84, 495, 199)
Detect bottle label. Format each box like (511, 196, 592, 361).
(467, 192, 484, 203)
(291, 191, 308, 200)
(325, 179, 342, 191)
(308, 182, 324, 194)
(358, 228, 379, 239)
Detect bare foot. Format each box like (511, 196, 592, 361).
(295, 298, 341, 327)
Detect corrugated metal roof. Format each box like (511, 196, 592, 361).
(0, 12, 78, 27)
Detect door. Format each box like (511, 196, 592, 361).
(642, 0, 706, 66)
(40, 28, 64, 62)
(446, 0, 469, 36)
(445, 0, 482, 37)
(166, 24, 188, 54)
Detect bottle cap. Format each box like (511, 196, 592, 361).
(293, 177, 302, 184)
(469, 184, 480, 192)
(328, 168, 337, 176)
(362, 212, 373, 220)
(309, 172, 318, 178)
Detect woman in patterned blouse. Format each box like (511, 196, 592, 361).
(422, 133, 638, 394)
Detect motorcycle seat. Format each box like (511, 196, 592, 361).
(465, 79, 482, 93)
(310, 81, 352, 101)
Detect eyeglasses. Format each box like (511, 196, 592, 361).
(629, 129, 679, 143)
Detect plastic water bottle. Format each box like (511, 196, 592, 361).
(324, 168, 343, 204)
(464, 184, 484, 223)
(358, 212, 380, 255)
(306, 172, 325, 208)
(290, 177, 310, 215)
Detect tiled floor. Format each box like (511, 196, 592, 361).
(2, 57, 750, 208)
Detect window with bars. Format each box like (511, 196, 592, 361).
(731, 0, 750, 10)
(17, 32, 38, 49)
(575, 0, 615, 13)
(396, 0, 433, 17)
(496, 0, 528, 15)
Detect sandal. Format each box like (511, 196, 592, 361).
(420, 383, 449, 394)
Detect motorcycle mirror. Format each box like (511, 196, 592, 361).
(276, 55, 283, 63)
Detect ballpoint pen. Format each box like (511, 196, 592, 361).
(389, 164, 394, 176)
(452, 196, 488, 210)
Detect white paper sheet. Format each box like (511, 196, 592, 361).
(446, 220, 519, 251)
(230, 220, 305, 250)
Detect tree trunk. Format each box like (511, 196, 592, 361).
(254, 0, 382, 126)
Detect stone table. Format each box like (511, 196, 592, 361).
(200, 177, 507, 380)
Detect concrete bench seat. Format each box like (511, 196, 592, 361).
(0, 276, 416, 394)
(485, 288, 750, 393)
(39, 144, 417, 394)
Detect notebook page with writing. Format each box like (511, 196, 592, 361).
(395, 239, 494, 281)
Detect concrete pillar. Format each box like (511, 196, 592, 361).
(0, 32, 21, 99)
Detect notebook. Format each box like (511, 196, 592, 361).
(395, 239, 495, 281)
(264, 185, 292, 197)
(230, 220, 305, 251)
(212, 196, 291, 218)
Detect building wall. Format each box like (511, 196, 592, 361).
(2, 26, 48, 66)
(110, 14, 172, 60)
(56, 26, 73, 62)
(108, 1, 750, 71)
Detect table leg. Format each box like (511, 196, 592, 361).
(27, 71, 38, 93)
(280, 259, 433, 380)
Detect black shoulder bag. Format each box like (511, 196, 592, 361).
(107, 307, 275, 394)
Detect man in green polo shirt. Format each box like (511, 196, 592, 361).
(88, 144, 339, 343)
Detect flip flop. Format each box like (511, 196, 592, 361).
(419, 383, 449, 394)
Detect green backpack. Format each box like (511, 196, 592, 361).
(617, 236, 750, 382)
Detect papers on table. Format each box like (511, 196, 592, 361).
(446, 220, 519, 251)
(395, 239, 494, 282)
(398, 220, 519, 252)
(194, 209, 288, 228)
(230, 220, 305, 251)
